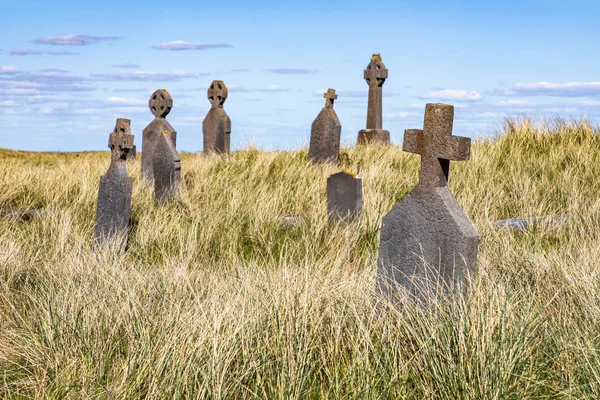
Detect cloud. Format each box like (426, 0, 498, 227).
(39, 68, 70, 73)
(91, 71, 208, 82)
(33, 34, 121, 46)
(9, 48, 42, 56)
(417, 89, 482, 102)
(257, 85, 289, 92)
(104, 96, 146, 105)
(230, 68, 249, 72)
(496, 99, 532, 106)
(0, 66, 19, 74)
(264, 68, 320, 75)
(112, 88, 151, 93)
(151, 41, 233, 51)
(383, 112, 422, 120)
(112, 63, 140, 69)
(47, 50, 79, 56)
(0, 69, 96, 94)
(493, 81, 600, 97)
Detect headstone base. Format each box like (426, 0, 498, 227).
(357, 129, 390, 145)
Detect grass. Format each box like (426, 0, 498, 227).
(1, 118, 600, 398)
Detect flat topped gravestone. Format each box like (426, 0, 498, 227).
(203, 80, 231, 155)
(309, 89, 342, 164)
(142, 89, 176, 181)
(94, 118, 135, 245)
(357, 54, 390, 146)
(153, 130, 181, 203)
(327, 171, 362, 223)
(377, 103, 479, 301)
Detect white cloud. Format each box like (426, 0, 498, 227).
(417, 89, 482, 102)
(33, 34, 121, 46)
(104, 96, 146, 105)
(0, 66, 19, 74)
(494, 81, 600, 97)
(151, 41, 233, 51)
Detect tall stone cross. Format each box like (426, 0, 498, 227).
(203, 80, 232, 155)
(376, 103, 479, 302)
(142, 89, 177, 181)
(357, 54, 390, 145)
(308, 88, 342, 164)
(94, 118, 135, 248)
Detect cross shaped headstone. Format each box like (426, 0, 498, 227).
(357, 54, 390, 145)
(142, 89, 177, 181)
(376, 103, 479, 302)
(403, 104, 471, 188)
(108, 118, 134, 162)
(149, 89, 173, 118)
(208, 80, 228, 108)
(324, 88, 337, 108)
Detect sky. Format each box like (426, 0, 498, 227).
(0, 0, 599, 152)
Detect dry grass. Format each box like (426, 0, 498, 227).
(1, 119, 600, 398)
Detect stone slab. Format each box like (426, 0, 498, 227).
(309, 89, 341, 164)
(327, 171, 362, 223)
(153, 131, 181, 203)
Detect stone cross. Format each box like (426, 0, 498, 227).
(203, 80, 232, 155)
(142, 89, 177, 181)
(327, 171, 362, 223)
(94, 118, 135, 247)
(153, 130, 181, 203)
(308, 88, 342, 164)
(376, 103, 479, 302)
(357, 54, 390, 145)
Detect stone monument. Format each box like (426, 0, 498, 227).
(327, 171, 362, 223)
(309, 89, 342, 164)
(357, 54, 390, 145)
(153, 130, 181, 203)
(142, 89, 176, 180)
(377, 103, 479, 300)
(203, 80, 231, 155)
(94, 118, 135, 245)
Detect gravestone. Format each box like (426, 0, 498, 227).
(309, 89, 342, 164)
(142, 89, 176, 180)
(127, 144, 137, 161)
(153, 130, 181, 203)
(357, 54, 390, 145)
(94, 118, 135, 245)
(203, 80, 231, 155)
(377, 103, 479, 300)
(327, 171, 362, 223)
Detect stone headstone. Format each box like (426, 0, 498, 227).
(142, 89, 176, 180)
(94, 118, 135, 245)
(377, 103, 479, 300)
(203, 80, 231, 155)
(153, 130, 181, 203)
(127, 144, 137, 161)
(357, 54, 390, 145)
(327, 171, 362, 223)
(308, 89, 341, 164)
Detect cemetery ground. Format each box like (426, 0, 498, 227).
(1, 119, 600, 399)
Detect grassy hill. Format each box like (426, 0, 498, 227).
(1, 119, 600, 398)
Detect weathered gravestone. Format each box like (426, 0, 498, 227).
(327, 171, 362, 223)
(357, 53, 390, 146)
(377, 103, 479, 300)
(127, 144, 137, 161)
(94, 118, 135, 245)
(153, 130, 181, 203)
(309, 89, 342, 164)
(203, 80, 231, 155)
(142, 89, 176, 180)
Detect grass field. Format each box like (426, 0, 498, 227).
(1, 119, 600, 398)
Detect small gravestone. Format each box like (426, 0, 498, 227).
(309, 89, 342, 164)
(327, 171, 362, 223)
(203, 80, 231, 155)
(142, 89, 176, 180)
(357, 54, 390, 145)
(153, 130, 181, 203)
(377, 103, 479, 300)
(94, 118, 135, 245)
(127, 144, 137, 161)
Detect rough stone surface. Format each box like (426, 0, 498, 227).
(142, 89, 176, 180)
(203, 80, 231, 155)
(94, 118, 134, 245)
(153, 130, 181, 203)
(357, 54, 390, 145)
(327, 171, 362, 223)
(127, 145, 137, 161)
(309, 89, 342, 164)
(377, 103, 479, 300)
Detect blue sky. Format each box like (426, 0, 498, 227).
(1, 0, 599, 152)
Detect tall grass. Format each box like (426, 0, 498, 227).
(1, 119, 600, 398)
